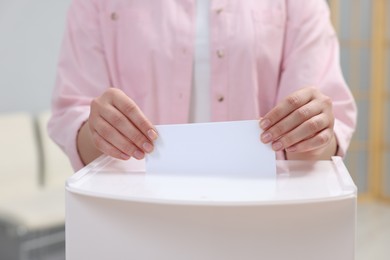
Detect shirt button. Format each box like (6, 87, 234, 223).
(217, 50, 224, 58)
(111, 12, 118, 21)
(217, 95, 224, 102)
(216, 8, 223, 15)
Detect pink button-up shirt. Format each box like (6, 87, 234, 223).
(48, 0, 357, 171)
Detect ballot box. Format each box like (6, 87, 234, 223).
(66, 156, 356, 260)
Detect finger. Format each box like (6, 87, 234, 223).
(285, 128, 334, 153)
(111, 90, 158, 141)
(271, 113, 330, 151)
(261, 100, 323, 143)
(260, 87, 317, 130)
(100, 105, 155, 154)
(90, 131, 130, 160)
(93, 116, 145, 159)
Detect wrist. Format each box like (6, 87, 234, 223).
(77, 120, 102, 166)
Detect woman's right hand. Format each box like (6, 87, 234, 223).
(79, 88, 158, 164)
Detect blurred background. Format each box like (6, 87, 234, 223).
(327, 1, 390, 258)
(0, 0, 389, 259)
(0, 1, 72, 259)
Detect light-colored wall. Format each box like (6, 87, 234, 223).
(0, 0, 71, 114)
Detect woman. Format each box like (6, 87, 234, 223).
(48, 0, 357, 171)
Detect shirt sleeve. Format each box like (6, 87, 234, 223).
(48, 0, 110, 171)
(277, 0, 357, 157)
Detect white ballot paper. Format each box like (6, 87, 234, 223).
(146, 120, 276, 178)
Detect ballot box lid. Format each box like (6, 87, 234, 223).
(66, 156, 356, 206)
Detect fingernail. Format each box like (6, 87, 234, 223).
(260, 119, 271, 129)
(261, 132, 272, 143)
(272, 142, 283, 151)
(133, 150, 144, 160)
(147, 129, 158, 141)
(143, 142, 154, 153)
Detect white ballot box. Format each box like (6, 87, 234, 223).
(66, 156, 356, 260)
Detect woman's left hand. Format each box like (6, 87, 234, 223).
(259, 87, 337, 159)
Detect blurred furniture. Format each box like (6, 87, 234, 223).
(37, 111, 72, 189)
(0, 111, 73, 260)
(0, 113, 39, 198)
